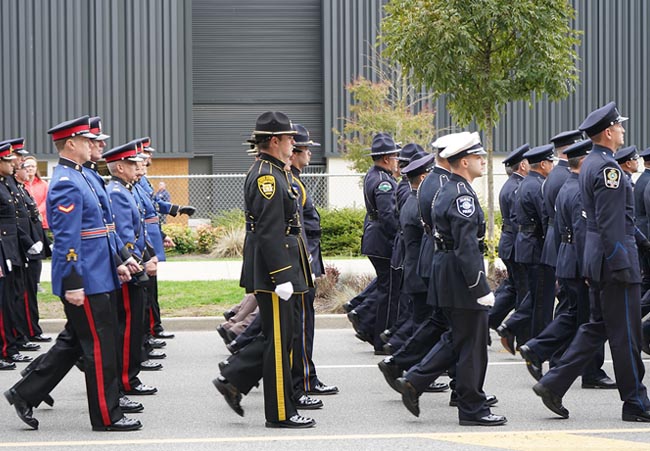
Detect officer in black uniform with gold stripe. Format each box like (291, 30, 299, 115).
(213, 111, 315, 429)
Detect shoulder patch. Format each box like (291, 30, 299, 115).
(603, 167, 621, 189)
(257, 175, 276, 200)
(456, 195, 475, 218)
(377, 181, 393, 192)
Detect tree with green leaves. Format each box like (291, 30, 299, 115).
(381, 0, 580, 271)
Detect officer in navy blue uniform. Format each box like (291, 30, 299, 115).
(347, 134, 400, 352)
(634, 148, 650, 293)
(394, 132, 506, 426)
(488, 144, 529, 331)
(520, 139, 615, 388)
(533, 102, 650, 422)
(4, 116, 141, 431)
(615, 146, 639, 184)
(497, 145, 555, 353)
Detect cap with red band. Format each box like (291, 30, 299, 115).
(102, 140, 144, 163)
(0, 142, 16, 160)
(48, 115, 97, 142)
(89, 116, 110, 141)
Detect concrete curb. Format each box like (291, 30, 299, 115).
(39, 314, 352, 334)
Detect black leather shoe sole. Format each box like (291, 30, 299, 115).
(4, 389, 39, 430)
(265, 419, 316, 429)
(378, 361, 402, 393)
(581, 381, 617, 389)
(0, 361, 16, 370)
(459, 416, 507, 426)
(295, 400, 323, 410)
(424, 382, 449, 393)
(213, 378, 244, 417)
(519, 345, 543, 381)
(92, 421, 142, 431)
(532, 382, 569, 419)
(622, 412, 650, 422)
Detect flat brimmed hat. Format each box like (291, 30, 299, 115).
(397, 143, 426, 162)
(292, 123, 320, 148)
(439, 132, 486, 162)
(579, 102, 628, 137)
(252, 111, 297, 137)
(368, 133, 401, 156)
(503, 143, 530, 166)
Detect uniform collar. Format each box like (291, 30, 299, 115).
(59, 157, 83, 172)
(592, 143, 614, 157)
(83, 161, 98, 171)
(111, 175, 133, 190)
(433, 165, 451, 176)
(513, 172, 525, 179)
(259, 152, 288, 170)
(374, 165, 393, 176)
(528, 170, 546, 180)
(290, 165, 301, 177)
(556, 159, 569, 167)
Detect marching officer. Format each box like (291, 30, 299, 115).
(635, 148, 650, 293)
(213, 111, 316, 428)
(615, 146, 639, 183)
(533, 102, 650, 422)
(4, 116, 141, 431)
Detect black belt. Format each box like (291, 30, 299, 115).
(434, 238, 455, 252)
(246, 222, 301, 236)
(560, 233, 573, 244)
(519, 224, 541, 234)
(501, 224, 514, 233)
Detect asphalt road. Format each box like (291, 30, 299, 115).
(1, 327, 650, 450)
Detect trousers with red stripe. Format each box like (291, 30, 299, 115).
(11, 293, 123, 427)
(117, 282, 147, 392)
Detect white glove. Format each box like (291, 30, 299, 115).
(27, 241, 43, 255)
(477, 292, 495, 307)
(274, 281, 294, 301)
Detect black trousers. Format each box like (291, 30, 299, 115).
(13, 293, 122, 428)
(348, 277, 377, 310)
(0, 278, 19, 359)
(116, 282, 146, 392)
(541, 281, 650, 414)
(292, 288, 320, 393)
(6, 265, 29, 344)
(406, 307, 491, 421)
(144, 275, 163, 335)
(23, 259, 44, 338)
(392, 307, 448, 371)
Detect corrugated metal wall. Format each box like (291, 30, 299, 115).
(323, 0, 650, 154)
(0, 0, 192, 157)
(192, 0, 324, 174)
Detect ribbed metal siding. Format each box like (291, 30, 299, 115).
(0, 0, 191, 157)
(192, 0, 324, 173)
(323, 0, 650, 154)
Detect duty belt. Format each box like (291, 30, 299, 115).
(501, 224, 514, 233)
(144, 217, 160, 224)
(519, 224, 541, 234)
(434, 237, 455, 252)
(560, 233, 573, 244)
(246, 222, 301, 236)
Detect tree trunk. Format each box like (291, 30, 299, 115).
(485, 114, 496, 279)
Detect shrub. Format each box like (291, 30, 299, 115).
(211, 209, 244, 229)
(163, 224, 197, 255)
(319, 208, 365, 256)
(211, 226, 246, 258)
(196, 225, 221, 253)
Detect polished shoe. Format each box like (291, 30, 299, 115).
(396, 377, 420, 417)
(424, 381, 449, 393)
(265, 414, 315, 429)
(379, 329, 392, 344)
(519, 344, 543, 381)
(459, 413, 507, 426)
(347, 310, 361, 330)
(354, 331, 372, 344)
(30, 334, 52, 343)
(622, 410, 650, 422)
(218, 359, 228, 373)
(147, 350, 166, 360)
(307, 382, 339, 395)
(374, 348, 389, 356)
(382, 343, 394, 355)
(119, 396, 144, 413)
(223, 309, 236, 321)
(213, 377, 244, 417)
(140, 360, 163, 371)
(43, 395, 55, 407)
(153, 331, 175, 339)
(18, 342, 40, 352)
(450, 392, 497, 407)
(496, 325, 516, 355)
(342, 302, 353, 314)
(532, 382, 569, 418)
(147, 337, 166, 349)
(0, 360, 16, 370)
(581, 375, 617, 389)
(125, 383, 158, 396)
(378, 359, 403, 393)
(92, 416, 142, 431)
(295, 394, 323, 410)
(217, 325, 236, 345)
(9, 353, 33, 363)
(226, 340, 239, 354)
(4, 388, 38, 430)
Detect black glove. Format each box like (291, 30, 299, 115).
(639, 240, 650, 257)
(611, 268, 632, 284)
(178, 206, 196, 216)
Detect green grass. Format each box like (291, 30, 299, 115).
(38, 280, 245, 319)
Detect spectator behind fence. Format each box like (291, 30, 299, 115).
(155, 182, 171, 223)
(22, 156, 49, 230)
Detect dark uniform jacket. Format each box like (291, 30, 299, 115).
(579, 144, 640, 283)
(497, 172, 523, 261)
(47, 158, 118, 296)
(290, 166, 324, 277)
(635, 169, 650, 236)
(3, 176, 35, 262)
(540, 160, 571, 267)
(416, 166, 450, 282)
(400, 189, 427, 294)
(240, 153, 312, 294)
(0, 177, 20, 271)
(514, 171, 546, 265)
(17, 181, 46, 260)
(361, 165, 398, 259)
(554, 173, 585, 279)
(428, 173, 490, 309)
(107, 177, 147, 265)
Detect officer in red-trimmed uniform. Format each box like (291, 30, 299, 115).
(4, 116, 141, 431)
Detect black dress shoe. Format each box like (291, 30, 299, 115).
(125, 383, 158, 396)
(380, 329, 392, 344)
(0, 360, 16, 370)
(10, 353, 33, 363)
(217, 325, 236, 345)
(424, 381, 449, 393)
(147, 350, 166, 360)
(295, 394, 323, 410)
(307, 382, 339, 395)
(140, 360, 163, 371)
(347, 311, 361, 330)
(374, 348, 389, 356)
(153, 331, 175, 339)
(226, 340, 239, 354)
(342, 302, 353, 314)
(92, 416, 142, 431)
(30, 334, 52, 343)
(582, 375, 617, 389)
(147, 337, 166, 349)
(459, 413, 507, 426)
(396, 377, 420, 417)
(519, 344, 543, 381)
(450, 392, 497, 407)
(378, 360, 403, 393)
(4, 388, 38, 430)
(355, 331, 372, 344)
(18, 342, 40, 351)
(532, 382, 569, 418)
(43, 395, 54, 407)
(119, 396, 144, 413)
(382, 343, 394, 355)
(213, 378, 244, 417)
(622, 410, 650, 422)
(223, 309, 236, 321)
(496, 325, 516, 355)
(265, 414, 315, 429)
